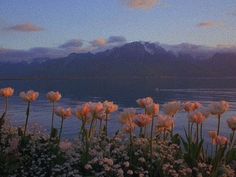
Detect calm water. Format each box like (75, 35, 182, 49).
(1, 78, 236, 139)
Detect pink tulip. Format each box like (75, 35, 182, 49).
(20, 90, 39, 102)
(188, 111, 206, 124)
(227, 116, 236, 131)
(209, 101, 229, 115)
(162, 101, 181, 117)
(215, 135, 228, 145)
(0, 87, 14, 97)
(184, 101, 201, 112)
(146, 103, 159, 116)
(134, 114, 152, 127)
(46, 91, 62, 102)
(136, 97, 153, 108)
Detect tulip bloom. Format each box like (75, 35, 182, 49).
(46, 91, 62, 137)
(19, 90, 39, 136)
(86, 102, 104, 138)
(209, 101, 229, 136)
(0, 87, 14, 113)
(156, 115, 174, 132)
(146, 103, 159, 116)
(162, 101, 181, 117)
(136, 97, 153, 109)
(208, 131, 217, 144)
(134, 114, 152, 128)
(103, 101, 118, 136)
(184, 101, 201, 113)
(227, 116, 236, 131)
(55, 107, 72, 142)
(215, 135, 228, 146)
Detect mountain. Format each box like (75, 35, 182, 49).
(0, 41, 236, 79)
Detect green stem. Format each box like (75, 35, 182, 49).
(200, 124, 203, 141)
(99, 119, 102, 136)
(150, 116, 155, 157)
(88, 114, 95, 138)
(229, 130, 235, 151)
(105, 113, 108, 136)
(23, 102, 31, 136)
(50, 102, 55, 138)
(217, 114, 221, 136)
(139, 127, 143, 137)
(58, 117, 64, 143)
(4, 97, 8, 114)
(196, 124, 199, 144)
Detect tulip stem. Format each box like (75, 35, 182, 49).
(23, 102, 31, 136)
(4, 97, 8, 114)
(150, 115, 155, 157)
(196, 124, 199, 144)
(88, 114, 95, 138)
(200, 124, 203, 141)
(139, 127, 143, 137)
(229, 130, 235, 151)
(50, 102, 55, 138)
(217, 114, 221, 136)
(58, 117, 64, 143)
(105, 113, 108, 136)
(98, 119, 102, 135)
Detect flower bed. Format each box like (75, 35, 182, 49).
(0, 87, 236, 177)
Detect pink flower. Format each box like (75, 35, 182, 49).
(188, 111, 206, 124)
(208, 131, 217, 144)
(103, 101, 118, 114)
(87, 102, 104, 115)
(120, 108, 136, 125)
(46, 91, 62, 102)
(209, 101, 229, 115)
(55, 107, 72, 119)
(146, 103, 159, 116)
(19, 90, 39, 102)
(215, 135, 228, 145)
(136, 97, 153, 108)
(74, 103, 91, 121)
(0, 87, 14, 97)
(227, 116, 236, 131)
(184, 101, 201, 112)
(134, 114, 152, 127)
(162, 101, 181, 117)
(156, 114, 174, 131)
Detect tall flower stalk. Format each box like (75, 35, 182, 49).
(0, 87, 14, 118)
(46, 91, 62, 137)
(55, 107, 72, 143)
(19, 90, 39, 136)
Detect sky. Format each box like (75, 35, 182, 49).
(0, 0, 236, 60)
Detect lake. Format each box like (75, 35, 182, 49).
(1, 78, 236, 139)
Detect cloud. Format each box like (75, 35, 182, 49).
(59, 39, 83, 49)
(4, 23, 44, 32)
(108, 36, 126, 43)
(122, 0, 160, 9)
(90, 38, 107, 47)
(161, 42, 236, 59)
(196, 21, 222, 29)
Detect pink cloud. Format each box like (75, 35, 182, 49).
(90, 38, 107, 47)
(123, 0, 160, 9)
(5, 23, 44, 32)
(196, 21, 222, 29)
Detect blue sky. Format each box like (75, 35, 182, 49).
(0, 0, 235, 53)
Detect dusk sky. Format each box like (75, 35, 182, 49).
(0, 0, 236, 60)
